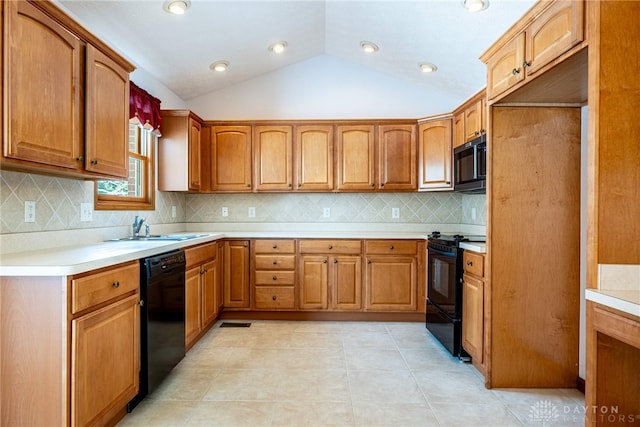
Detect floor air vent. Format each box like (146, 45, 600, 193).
(219, 322, 251, 328)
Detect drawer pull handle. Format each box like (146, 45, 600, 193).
(467, 261, 473, 266)
(272, 295, 277, 301)
(272, 276, 277, 280)
(389, 245, 394, 250)
(139, 299, 145, 307)
(328, 245, 333, 250)
(112, 281, 120, 288)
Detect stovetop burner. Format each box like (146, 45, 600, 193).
(428, 231, 485, 245)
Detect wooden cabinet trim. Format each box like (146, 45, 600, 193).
(71, 261, 139, 314)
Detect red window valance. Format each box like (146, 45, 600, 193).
(130, 81, 162, 134)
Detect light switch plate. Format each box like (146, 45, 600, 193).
(24, 201, 36, 223)
(80, 203, 93, 222)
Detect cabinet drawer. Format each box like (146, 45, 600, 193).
(254, 255, 296, 270)
(185, 242, 217, 269)
(255, 271, 295, 285)
(71, 262, 139, 314)
(254, 239, 295, 254)
(299, 239, 361, 254)
(463, 251, 484, 277)
(255, 287, 295, 309)
(365, 240, 417, 255)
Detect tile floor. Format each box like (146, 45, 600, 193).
(118, 320, 585, 427)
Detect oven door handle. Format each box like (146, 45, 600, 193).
(428, 247, 456, 257)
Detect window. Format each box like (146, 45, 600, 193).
(95, 121, 156, 210)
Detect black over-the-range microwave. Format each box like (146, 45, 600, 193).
(453, 134, 486, 193)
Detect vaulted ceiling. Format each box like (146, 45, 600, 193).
(56, 0, 536, 102)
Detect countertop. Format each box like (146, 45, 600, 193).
(459, 242, 487, 253)
(0, 230, 436, 276)
(585, 289, 640, 319)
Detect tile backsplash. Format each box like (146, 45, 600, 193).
(0, 170, 185, 233)
(1, 170, 486, 235)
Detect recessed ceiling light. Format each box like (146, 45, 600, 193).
(209, 60, 229, 72)
(419, 62, 438, 73)
(163, 0, 191, 15)
(360, 41, 379, 54)
(268, 41, 288, 54)
(462, 0, 489, 12)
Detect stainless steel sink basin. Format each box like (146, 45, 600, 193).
(109, 234, 209, 242)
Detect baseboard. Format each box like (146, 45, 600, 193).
(576, 376, 585, 393)
(220, 310, 425, 322)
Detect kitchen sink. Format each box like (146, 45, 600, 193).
(109, 234, 209, 242)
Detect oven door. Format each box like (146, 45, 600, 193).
(427, 246, 458, 317)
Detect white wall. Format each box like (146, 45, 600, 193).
(130, 68, 188, 110)
(187, 54, 459, 120)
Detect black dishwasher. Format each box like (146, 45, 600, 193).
(128, 249, 186, 412)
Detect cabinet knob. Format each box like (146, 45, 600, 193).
(333, 259, 338, 264)
(91, 159, 98, 165)
(328, 245, 333, 250)
(272, 275, 277, 281)
(523, 60, 531, 68)
(75, 156, 84, 162)
(272, 244, 278, 249)
(389, 245, 394, 250)
(367, 259, 372, 264)
(272, 260, 278, 265)
(323, 259, 328, 264)
(380, 183, 385, 187)
(112, 281, 120, 288)
(370, 183, 375, 187)
(467, 261, 473, 266)
(288, 183, 292, 187)
(512, 67, 521, 75)
(446, 181, 451, 185)
(272, 295, 277, 301)
(139, 299, 145, 307)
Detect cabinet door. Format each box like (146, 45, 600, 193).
(418, 119, 452, 191)
(4, 1, 82, 170)
(336, 125, 376, 191)
(464, 99, 484, 141)
(85, 44, 130, 178)
(210, 126, 252, 191)
(299, 255, 329, 310)
(71, 294, 139, 427)
(201, 259, 218, 327)
(224, 240, 250, 308)
(254, 125, 293, 191)
(453, 112, 465, 148)
(462, 274, 484, 363)
(486, 33, 526, 100)
(295, 125, 334, 191)
(185, 267, 202, 346)
(365, 256, 417, 311)
(188, 118, 202, 191)
(332, 256, 362, 310)
(525, 0, 584, 76)
(377, 125, 417, 191)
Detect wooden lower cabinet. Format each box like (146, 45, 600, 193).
(298, 255, 362, 310)
(71, 293, 139, 426)
(0, 261, 141, 427)
(224, 240, 250, 308)
(185, 242, 220, 348)
(462, 250, 485, 366)
(252, 239, 296, 310)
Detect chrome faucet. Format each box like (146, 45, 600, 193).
(132, 215, 145, 237)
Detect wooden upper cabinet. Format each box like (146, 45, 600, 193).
(377, 125, 417, 191)
(3, 1, 82, 170)
(525, 0, 584, 76)
(336, 125, 376, 191)
(418, 118, 452, 191)
(254, 125, 293, 191)
(84, 45, 129, 178)
(158, 110, 203, 191)
(453, 112, 465, 148)
(464, 98, 484, 141)
(483, 0, 584, 102)
(295, 125, 334, 191)
(486, 33, 526, 100)
(210, 126, 252, 191)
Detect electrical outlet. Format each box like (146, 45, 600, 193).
(24, 201, 36, 223)
(222, 207, 229, 217)
(248, 207, 256, 218)
(471, 207, 477, 220)
(171, 206, 177, 218)
(80, 203, 93, 222)
(323, 207, 331, 218)
(392, 207, 400, 219)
